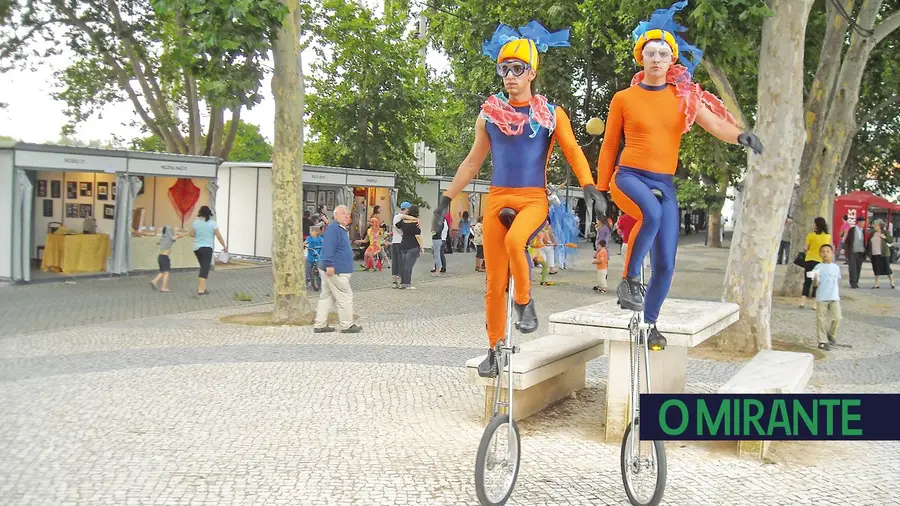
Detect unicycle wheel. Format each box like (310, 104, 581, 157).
(620, 421, 666, 506)
(475, 414, 521, 506)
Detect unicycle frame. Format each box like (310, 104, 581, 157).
(620, 255, 666, 506)
(626, 260, 653, 453)
(490, 273, 517, 433)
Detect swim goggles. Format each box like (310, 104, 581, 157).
(496, 61, 530, 77)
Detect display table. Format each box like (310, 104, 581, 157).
(131, 235, 198, 271)
(41, 233, 111, 275)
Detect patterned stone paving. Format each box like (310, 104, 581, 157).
(1, 241, 898, 505)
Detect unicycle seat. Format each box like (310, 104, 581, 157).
(499, 208, 517, 229)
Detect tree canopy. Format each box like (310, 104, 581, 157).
(0, 0, 287, 158)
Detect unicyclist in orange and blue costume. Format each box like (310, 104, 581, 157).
(433, 21, 607, 378)
(595, 0, 764, 350)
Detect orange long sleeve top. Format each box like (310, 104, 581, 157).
(595, 84, 687, 191)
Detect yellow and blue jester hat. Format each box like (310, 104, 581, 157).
(632, 0, 703, 75)
(482, 21, 571, 72)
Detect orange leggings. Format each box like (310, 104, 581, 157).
(483, 187, 549, 348)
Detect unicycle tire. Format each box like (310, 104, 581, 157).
(475, 414, 521, 506)
(620, 421, 666, 506)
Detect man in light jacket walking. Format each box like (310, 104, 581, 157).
(314, 205, 362, 333)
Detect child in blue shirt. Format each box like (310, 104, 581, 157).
(305, 225, 324, 286)
(811, 243, 842, 351)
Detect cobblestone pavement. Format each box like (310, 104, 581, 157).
(1, 239, 899, 505)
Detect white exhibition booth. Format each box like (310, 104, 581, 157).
(415, 175, 491, 245)
(0, 141, 220, 283)
(216, 162, 397, 259)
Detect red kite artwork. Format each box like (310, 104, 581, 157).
(168, 178, 201, 226)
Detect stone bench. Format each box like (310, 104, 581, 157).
(465, 334, 604, 422)
(549, 299, 740, 441)
(718, 349, 814, 461)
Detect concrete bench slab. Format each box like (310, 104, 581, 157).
(548, 298, 740, 442)
(718, 349, 814, 461)
(548, 299, 740, 348)
(465, 334, 603, 422)
(719, 349, 814, 395)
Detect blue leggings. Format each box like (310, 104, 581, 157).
(610, 167, 679, 323)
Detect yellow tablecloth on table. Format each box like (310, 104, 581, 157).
(41, 233, 111, 274)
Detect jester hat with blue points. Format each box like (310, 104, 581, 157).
(482, 21, 571, 72)
(632, 0, 703, 75)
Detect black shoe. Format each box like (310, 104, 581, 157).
(514, 299, 538, 333)
(616, 277, 644, 311)
(477, 348, 499, 378)
(342, 324, 363, 333)
(818, 342, 832, 351)
(314, 326, 335, 333)
(827, 334, 836, 345)
(440, 268, 447, 273)
(648, 324, 667, 351)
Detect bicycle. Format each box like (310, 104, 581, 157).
(307, 249, 322, 292)
(474, 208, 522, 506)
(618, 189, 666, 506)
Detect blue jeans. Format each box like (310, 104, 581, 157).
(611, 167, 679, 323)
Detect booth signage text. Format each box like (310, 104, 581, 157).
(440, 181, 475, 193)
(16, 150, 127, 173)
(346, 174, 394, 187)
(128, 158, 217, 179)
(302, 171, 347, 185)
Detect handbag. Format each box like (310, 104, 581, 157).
(792, 251, 806, 268)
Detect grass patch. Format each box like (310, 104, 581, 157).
(233, 292, 253, 302)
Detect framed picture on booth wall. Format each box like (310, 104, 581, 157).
(103, 204, 115, 220)
(51, 180, 61, 198)
(42, 199, 53, 217)
(67, 181, 77, 199)
(326, 191, 335, 209)
(80, 182, 92, 197)
(97, 182, 108, 201)
(37, 180, 47, 197)
(305, 191, 316, 203)
(78, 204, 92, 218)
(66, 204, 77, 218)
(317, 191, 326, 208)
(111, 182, 116, 200)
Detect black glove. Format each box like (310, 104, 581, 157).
(583, 184, 608, 219)
(738, 132, 764, 155)
(432, 194, 451, 233)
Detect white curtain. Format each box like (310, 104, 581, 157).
(389, 187, 398, 218)
(337, 186, 352, 207)
(206, 178, 219, 217)
(110, 174, 143, 274)
(12, 169, 33, 282)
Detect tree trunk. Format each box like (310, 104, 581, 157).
(720, 0, 815, 353)
(271, 0, 312, 323)
(707, 209, 723, 248)
(780, 0, 893, 296)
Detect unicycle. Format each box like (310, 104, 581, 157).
(474, 208, 522, 506)
(618, 191, 666, 506)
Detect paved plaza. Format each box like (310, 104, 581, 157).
(1, 240, 899, 505)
